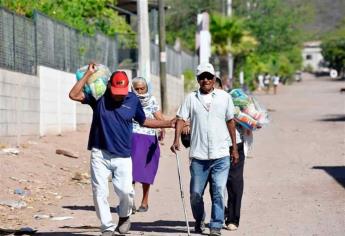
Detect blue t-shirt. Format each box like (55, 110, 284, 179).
(83, 90, 146, 157)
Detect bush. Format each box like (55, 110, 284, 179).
(183, 69, 198, 93)
(303, 64, 314, 73)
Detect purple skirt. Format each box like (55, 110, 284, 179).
(131, 133, 160, 184)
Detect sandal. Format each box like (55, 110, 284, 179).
(137, 205, 149, 212)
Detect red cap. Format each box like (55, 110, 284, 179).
(110, 71, 129, 95)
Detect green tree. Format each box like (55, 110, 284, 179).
(322, 39, 345, 76)
(210, 13, 257, 86)
(233, 0, 310, 53)
(0, 0, 136, 47)
(166, 0, 223, 51)
(321, 20, 345, 77)
(231, 0, 306, 84)
(210, 14, 257, 56)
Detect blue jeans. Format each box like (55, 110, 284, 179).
(190, 156, 230, 229)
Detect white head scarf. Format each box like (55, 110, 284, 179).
(132, 77, 151, 107)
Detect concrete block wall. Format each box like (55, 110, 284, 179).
(151, 74, 161, 108)
(76, 103, 92, 129)
(39, 66, 76, 136)
(0, 69, 40, 145)
(0, 67, 184, 145)
(166, 74, 184, 114)
(150, 74, 184, 116)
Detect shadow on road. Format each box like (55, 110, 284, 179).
(317, 114, 345, 122)
(62, 205, 118, 213)
(312, 166, 345, 188)
(33, 221, 192, 235)
(35, 232, 94, 236)
(60, 226, 99, 230)
(131, 220, 192, 234)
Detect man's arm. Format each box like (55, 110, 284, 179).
(170, 118, 185, 153)
(226, 119, 239, 165)
(153, 111, 166, 140)
(69, 63, 95, 102)
(142, 118, 175, 129)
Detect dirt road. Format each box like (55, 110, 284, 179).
(0, 74, 344, 236)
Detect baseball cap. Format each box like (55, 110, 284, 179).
(110, 71, 129, 95)
(196, 63, 215, 76)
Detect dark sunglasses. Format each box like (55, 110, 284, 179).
(197, 74, 214, 81)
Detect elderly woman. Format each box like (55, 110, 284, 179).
(131, 77, 165, 213)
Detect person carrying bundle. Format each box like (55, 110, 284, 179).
(69, 63, 175, 236)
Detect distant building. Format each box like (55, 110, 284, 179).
(302, 41, 327, 73)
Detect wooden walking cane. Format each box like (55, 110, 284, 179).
(175, 152, 191, 236)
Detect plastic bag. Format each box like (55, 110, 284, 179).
(250, 96, 269, 125)
(234, 107, 259, 130)
(230, 89, 269, 130)
(230, 89, 251, 108)
(243, 130, 253, 156)
(76, 64, 111, 100)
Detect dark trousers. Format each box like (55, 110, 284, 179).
(225, 142, 245, 226)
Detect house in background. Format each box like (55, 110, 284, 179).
(302, 41, 329, 75)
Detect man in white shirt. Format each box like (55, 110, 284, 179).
(272, 74, 280, 95)
(171, 63, 239, 236)
(257, 74, 264, 91)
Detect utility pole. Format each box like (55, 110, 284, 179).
(197, 12, 211, 64)
(137, 0, 151, 88)
(227, 0, 234, 82)
(159, 0, 168, 113)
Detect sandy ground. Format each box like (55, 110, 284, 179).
(0, 73, 344, 236)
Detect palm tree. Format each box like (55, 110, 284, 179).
(210, 13, 257, 85)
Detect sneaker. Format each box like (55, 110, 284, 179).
(101, 230, 113, 236)
(194, 220, 206, 234)
(209, 228, 222, 236)
(117, 216, 131, 234)
(225, 223, 238, 231)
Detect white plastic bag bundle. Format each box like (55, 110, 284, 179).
(76, 64, 111, 100)
(230, 89, 269, 130)
(243, 130, 253, 156)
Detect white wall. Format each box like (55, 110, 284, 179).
(39, 66, 76, 136)
(0, 69, 40, 145)
(166, 74, 184, 114)
(76, 103, 92, 129)
(150, 74, 184, 115)
(0, 66, 184, 145)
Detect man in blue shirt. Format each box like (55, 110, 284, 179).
(69, 64, 174, 236)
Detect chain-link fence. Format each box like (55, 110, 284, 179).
(0, 8, 118, 75)
(0, 7, 199, 78)
(181, 50, 199, 74)
(151, 43, 160, 75)
(0, 8, 36, 74)
(150, 43, 199, 77)
(35, 12, 118, 73)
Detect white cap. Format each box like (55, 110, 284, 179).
(196, 63, 215, 76)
